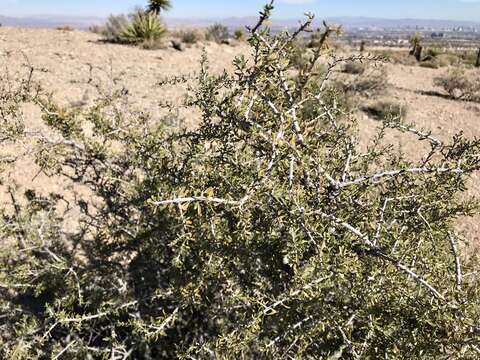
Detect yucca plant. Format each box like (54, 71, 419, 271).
(409, 32, 423, 60)
(122, 10, 166, 43)
(147, 0, 172, 15)
(409, 32, 422, 53)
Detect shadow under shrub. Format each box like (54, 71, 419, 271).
(1, 2, 480, 359)
(362, 100, 408, 120)
(342, 61, 365, 75)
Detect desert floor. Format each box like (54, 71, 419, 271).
(1, 27, 479, 246)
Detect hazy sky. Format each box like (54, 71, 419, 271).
(1, 0, 480, 21)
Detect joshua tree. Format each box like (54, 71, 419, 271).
(409, 32, 422, 56)
(359, 40, 366, 52)
(147, 0, 172, 15)
(414, 44, 423, 61)
(476, 47, 480, 67)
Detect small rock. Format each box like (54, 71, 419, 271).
(452, 88, 463, 99)
(171, 40, 185, 51)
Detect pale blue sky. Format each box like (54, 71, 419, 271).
(1, 0, 480, 21)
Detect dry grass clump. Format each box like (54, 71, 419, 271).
(371, 48, 477, 69)
(88, 24, 104, 34)
(437, 53, 462, 67)
(374, 48, 447, 68)
(434, 69, 480, 101)
(140, 37, 169, 50)
(456, 50, 479, 67)
(422, 47, 440, 61)
(375, 49, 418, 66)
(55, 25, 74, 32)
(98, 14, 130, 43)
(426, 50, 479, 68)
(178, 29, 204, 44)
(362, 100, 408, 120)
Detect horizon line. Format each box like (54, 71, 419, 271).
(1, 13, 480, 24)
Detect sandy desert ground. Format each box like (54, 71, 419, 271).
(0, 26, 479, 246)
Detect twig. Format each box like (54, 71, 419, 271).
(152, 196, 241, 206)
(53, 340, 76, 360)
(448, 233, 462, 290)
(247, 0, 274, 35)
(384, 121, 443, 148)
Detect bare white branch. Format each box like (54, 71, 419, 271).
(449, 233, 462, 290)
(152, 196, 241, 206)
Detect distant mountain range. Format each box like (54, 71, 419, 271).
(0, 15, 104, 29)
(1, 14, 479, 31)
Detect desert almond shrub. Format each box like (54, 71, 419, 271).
(1, 2, 480, 359)
(205, 23, 229, 44)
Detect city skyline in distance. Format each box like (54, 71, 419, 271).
(1, 0, 480, 22)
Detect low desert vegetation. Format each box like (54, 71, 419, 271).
(178, 29, 203, 44)
(1, 1, 480, 359)
(374, 46, 477, 69)
(122, 9, 166, 44)
(55, 25, 74, 32)
(409, 32, 423, 61)
(234, 28, 246, 41)
(205, 23, 230, 44)
(435, 69, 480, 102)
(373, 49, 418, 66)
(97, 14, 130, 42)
(94, 0, 169, 45)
